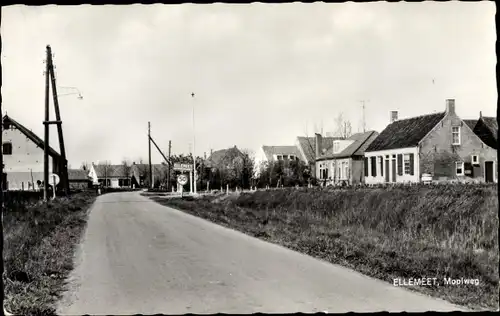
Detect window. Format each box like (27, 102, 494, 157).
(344, 162, 349, 179)
(472, 155, 479, 165)
(452, 126, 461, 145)
(456, 161, 464, 176)
(2, 142, 12, 155)
(404, 154, 411, 175)
(277, 155, 282, 160)
(289, 155, 295, 160)
(333, 141, 340, 153)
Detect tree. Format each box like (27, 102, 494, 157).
(121, 158, 132, 187)
(80, 161, 90, 171)
(333, 113, 352, 139)
(98, 160, 112, 187)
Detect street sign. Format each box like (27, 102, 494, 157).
(48, 174, 60, 186)
(177, 174, 188, 185)
(174, 163, 193, 172)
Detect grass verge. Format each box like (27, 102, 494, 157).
(144, 184, 499, 311)
(3, 190, 97, 315)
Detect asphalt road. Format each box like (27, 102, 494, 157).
(57, 191, 467, 314)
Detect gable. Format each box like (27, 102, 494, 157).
(366, 112, 445, 152)
(3, 115, 62, 160)
(474, 117, 498, 149)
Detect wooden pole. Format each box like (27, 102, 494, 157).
(148, 122, 152, 189)
(44, 45, 50, 201)
(47, 47, 69, 195)
(0, 78, 4, 312)
(168, 140, 171, 192)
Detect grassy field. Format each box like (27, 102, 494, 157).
(3, 190, 97, 315)
(146, 184, 499, 311)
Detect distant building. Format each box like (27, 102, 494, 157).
(316, 131, 379, 185)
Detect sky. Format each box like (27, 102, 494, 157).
(1, 2, 497, 167)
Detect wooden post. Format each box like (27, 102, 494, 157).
(148, 122, 152, 189)
(44, 45, 50, 201)
(0, 64, 4, 316)
(167, 140, 171, 192)
(47, 48, 69, 195)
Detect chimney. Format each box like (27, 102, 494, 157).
(133, 161, 135, 165)
(445, 99, 455, 115)
(315, 133, 322, 158)
(204, 152, 207, 159)
(390, 111, 398, 123)
(479, 111, 483, 118)
(210, 149, 213, 156)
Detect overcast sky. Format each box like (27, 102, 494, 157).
(1, 2, 496, 167)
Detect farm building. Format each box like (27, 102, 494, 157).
(2, 115, 67, 191)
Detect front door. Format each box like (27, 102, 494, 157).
(391, 158, 397, 182)
(385, 159, 390, 183)
(485, 161, 494, 183)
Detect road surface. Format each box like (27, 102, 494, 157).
(57, 191, 467, 314)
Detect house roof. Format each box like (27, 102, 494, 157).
(296, 136, 342, 162)
(480, 116, 498, 140)
(2, 115, 62, 160)
(317, 131, 379, 160)
(261, 146, 301, 161)
(365, 112, 446, 152)
(205, 146, 243, 168)
(68, 169, 89, 181)
(463, 119, 477, 130)
(93, 164, 131, 178)
(131, 163, 169, 178)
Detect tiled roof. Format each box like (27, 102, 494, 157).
(131, 163, 169, 178)
(366, 112, 446, 152)
(317, 131, 379, 160)
(93, 164, 131, 178)
(205, 146, 243, 168)
(68, 169, 89, 181)
(3, 115, 62, 160)
(296, 136, 342, 162)
(463, 119, 477, 130)
(261, 146, 301, 161)
(480, 117, 498, 140)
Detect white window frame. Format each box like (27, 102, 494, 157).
(343, 162, 349, 180)
(455, 161, 464, 176)
(452, 126, 461, 145)
(403, 154, 411, 175)
(333, 141, 340, 153)
(472, 155, 479, 165)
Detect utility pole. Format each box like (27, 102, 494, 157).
(191, 92, 197, 194)
(47, 47, 69, 195)
(44, 46, 50, 201)
(148, 122, 152, 189)
(359, 100, 369, 133)
(168, 140, 171, 192)
(0, 57, 4, 313)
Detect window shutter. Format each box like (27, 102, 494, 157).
(371, 157, 377, 177)
(364, 157, 369, 176)
(397, 154, 403, 176)
(409, 154, 414, 175)
(379, 156, 383, 176)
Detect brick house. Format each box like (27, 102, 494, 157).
(315, 130, 379, 185)
(296, 135, 342, 177)
(364, 99, 497, 184)
(2, 115, 66, 191)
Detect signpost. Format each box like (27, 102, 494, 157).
(48, 173, 60, 199)
(174, 163, 193, 172)
(177, 174, 188, 197)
